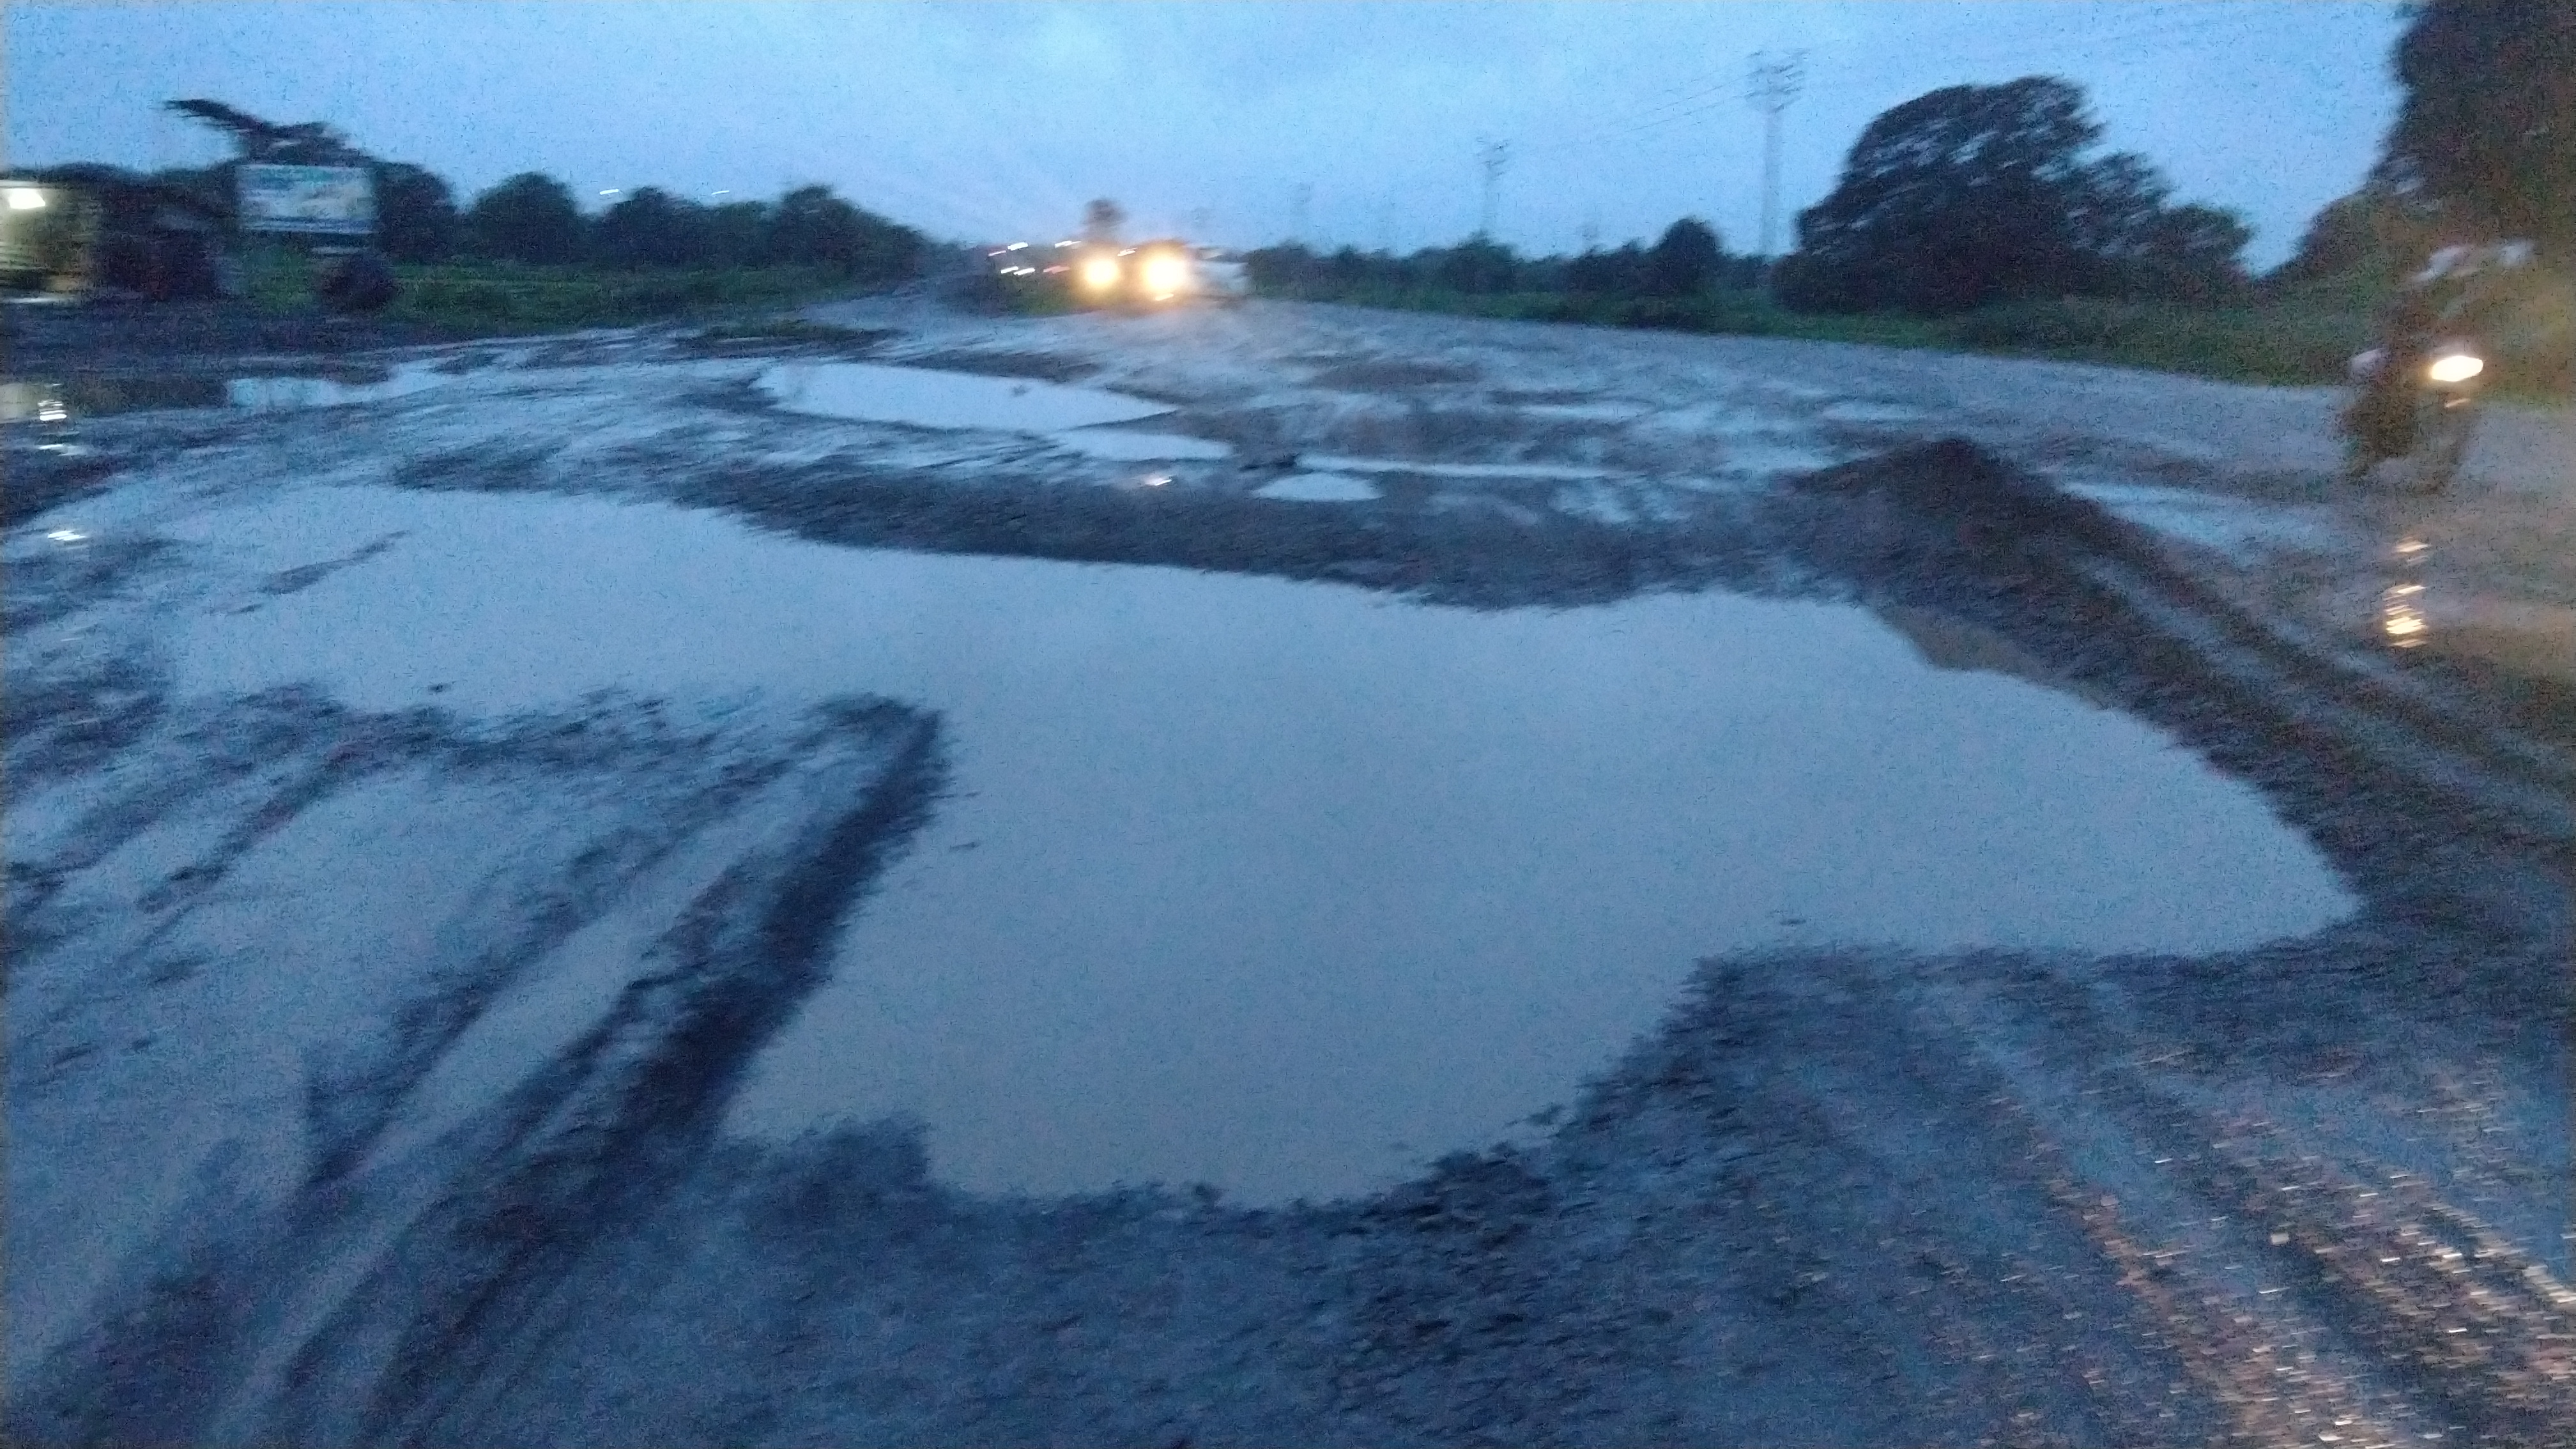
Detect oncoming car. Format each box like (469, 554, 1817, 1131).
(1070, 239, 1243, 309)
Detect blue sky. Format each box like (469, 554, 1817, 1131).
(6, 1, 2405, 267)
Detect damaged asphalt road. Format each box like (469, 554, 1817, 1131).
(5, 299, 2570, 1446)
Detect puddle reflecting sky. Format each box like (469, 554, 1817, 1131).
(151, 486, 2354, 1204)
(758, 360, 1172, 433)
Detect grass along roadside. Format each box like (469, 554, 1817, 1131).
(243, 249, 874, 337)
(1257, 275, 2575, 402)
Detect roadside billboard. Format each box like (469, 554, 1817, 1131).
(236, 164, 375, 236)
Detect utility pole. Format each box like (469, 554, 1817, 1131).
(1476, 138, 1510, 240)
(1289, 183, 1314, 247)
(1747, 50, 1806, 258)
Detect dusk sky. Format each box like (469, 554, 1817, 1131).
(6, 1, 2405, 268)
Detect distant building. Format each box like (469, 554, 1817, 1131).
(6, 167, 241, 302)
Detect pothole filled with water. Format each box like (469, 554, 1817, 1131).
(150, 484, 2355, 1206)
(0, 364, 453, 423)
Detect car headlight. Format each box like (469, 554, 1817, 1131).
(1140, 254, 1190, 295)
(2425, 352, 2485, 384)
(1080, 256, 1122, 290)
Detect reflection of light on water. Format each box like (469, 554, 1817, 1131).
(2382, 565, 2428, 646)
(2382, 537, 2431, 646)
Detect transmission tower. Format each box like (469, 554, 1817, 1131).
(1476, 138, 1511, 239)
(1746, 50, 1806, 257)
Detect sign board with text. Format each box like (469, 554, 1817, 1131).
(236, 164, 376, 236)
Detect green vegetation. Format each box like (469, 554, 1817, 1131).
(1256, 270, 2572, 399)
(243, 247, 864, 335)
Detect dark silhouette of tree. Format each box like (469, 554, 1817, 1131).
(592, 187, 713, 268)
(1777, 76, 2250, 314)
(1777, 77, 2103, 314)
(464, 173, 586, 264)
(703, 201, 772, 269)
(164, 98, 363, 164)
(767, 185, 923, 282)
(1083, 198, 1126, 245)
(1242, 243, 1317, 291)
(2271, 187, 2435, 286)
(1565, 243, 1647, 295)
(1645, 218, 1724, 296)
(2377, 0, 2576, 262)
(1436, 237, 1521, 294)
(371, 163, 457, 262)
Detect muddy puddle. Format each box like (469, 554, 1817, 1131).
(0, 363, 452, 423)
(124, 484, 2356, 1206)
(758, 360, 1172, 432)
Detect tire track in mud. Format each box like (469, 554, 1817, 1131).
(3, 690, 944, 1447)
(277, 710, 948, 1446)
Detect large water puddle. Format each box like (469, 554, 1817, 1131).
(139, 485, 2354, 1205)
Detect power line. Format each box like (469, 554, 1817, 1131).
(1529, 3, 2278, 163)
(1748, 50, 1806, 258)
(1476, 137, 1511, 238)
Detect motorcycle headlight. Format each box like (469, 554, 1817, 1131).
(2425, 352, 2485, 384)
(1080, 256, 1122, 291)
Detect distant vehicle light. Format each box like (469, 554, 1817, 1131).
(2425, 352, 2484, 384)
(1008, 241, 1029, 250)
(1140, 252, 1190, 296)
(6, 188, 47, 210)
(1081, 256, 1123, 290)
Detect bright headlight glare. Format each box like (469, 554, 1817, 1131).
(1142, 254, 1189, 293)
(5, 188, 46, 211)
(1080, 256, 1122, 289)
(2426, 352, 2485, 384)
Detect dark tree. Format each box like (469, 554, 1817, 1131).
(164, 98, 362, 164)
(464, 172, 585, 264)
(1777, 77, 2103, 314)
(2271, 188, 2435, 286)
(371, 163, 457, 262)
(1242, 243, 1317, 291)
(1778, 76, 2251, 313)
(767, 185, 923, 282)
(1436, 236, 1521, 294)
(1565, 242, 1648, 295)
(703, 201, 773, 269)
(1644, 217, 1724, 296)
(1083, 197, 1126, 245)
(2115, 203, 2253, 303)
(592, 187, 712, 268)
(2377, 0, 2576, 261)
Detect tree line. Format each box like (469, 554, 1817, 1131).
(40, 99, 924, 286)
(1252, 0, 2569, 331)
(1244, 218, 1765, 302)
